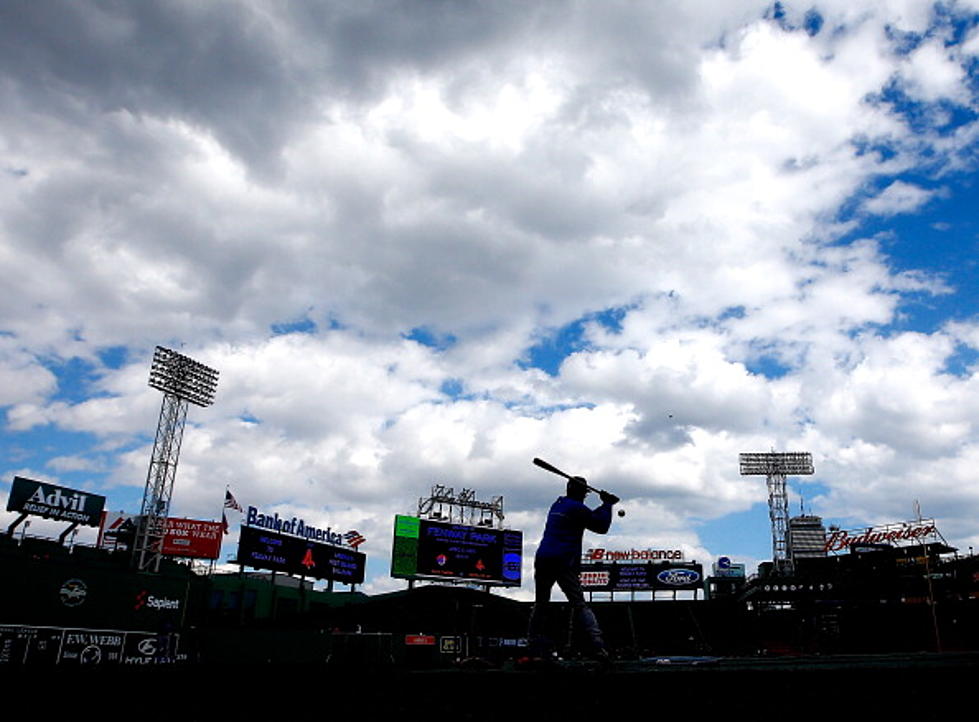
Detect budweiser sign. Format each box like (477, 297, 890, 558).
(823, 520, 939, 553)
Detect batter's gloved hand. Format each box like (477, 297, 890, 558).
(600, 490, 620, 505)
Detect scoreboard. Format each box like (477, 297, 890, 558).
(580, 561, 703, 592)
(236, 525, 366, 584)
(391, 515, 522, 587)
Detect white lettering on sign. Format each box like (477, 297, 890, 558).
(585, 548, 683, 562)
(145, 595, 181, 610)
(29, 486, 89, 511)
(823, 521, 939, 553)
(580, 571, 611, 587)
(246, 506, 345, 546)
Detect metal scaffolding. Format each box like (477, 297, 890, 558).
(417, 485, 505, 528)
(134, 346, 219, 572)
(739, 451, 814, 575)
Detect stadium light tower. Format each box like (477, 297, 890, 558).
(134, 346, 219, 572)
(418, 485, 505, 528)
(739, 451, 814, 575)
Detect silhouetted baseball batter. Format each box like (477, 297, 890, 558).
(528, 475, 619, 660)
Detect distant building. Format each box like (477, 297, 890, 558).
(707, 556, 747, 599)
(788, 515, 827, 562)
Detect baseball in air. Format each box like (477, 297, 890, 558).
(617, 509, 626, 517)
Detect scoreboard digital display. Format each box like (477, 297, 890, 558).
(236, 525, 366, 584)
(391, 515, 522, 587)
(579, 562, 703, 592)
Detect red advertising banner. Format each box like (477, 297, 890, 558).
(162, 518, 223, 559)
(98, 513, 223, 559)
(405, 635, 436, 646)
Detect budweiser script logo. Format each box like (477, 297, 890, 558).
(823, 522, 938, 553)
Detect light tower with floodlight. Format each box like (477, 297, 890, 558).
(134, 346, 219, 572)
(417, 485, 505, 528)
(739, 451, 814, 575)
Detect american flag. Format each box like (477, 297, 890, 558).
(344, 530, 366, 548)
(224, 489, 243, 512)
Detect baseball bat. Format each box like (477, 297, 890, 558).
(532, 457, 625, 516)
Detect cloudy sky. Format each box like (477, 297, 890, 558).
(3, 1, 979, 595)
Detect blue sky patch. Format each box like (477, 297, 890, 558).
(271, 317, 317, 335)
(943, 343, 979, 377)
(744, 354, 793, 380)
(439, 378, 464, 398)
(96, 346, 129, 370)
(1, 426, 107, 485)
(857, 177, 978, 333)
(521, 307, 630, 376)
(43, 356, 108, 404)
(405, 326, 457, 351)
(696, 477, 832, 567)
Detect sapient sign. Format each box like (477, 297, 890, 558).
(133, 589, 181, 612)
(7, 476, 105, 526)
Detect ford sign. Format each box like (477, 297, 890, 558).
(656, 568, 701, 586)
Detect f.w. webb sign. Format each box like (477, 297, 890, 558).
(7, 476, 106, 526)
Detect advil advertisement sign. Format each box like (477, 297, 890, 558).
(7, 476, 105, 526)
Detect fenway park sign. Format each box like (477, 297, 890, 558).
(823, 520, 939, 553)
